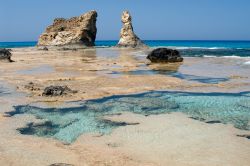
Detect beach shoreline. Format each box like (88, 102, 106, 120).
(0, 47, 250, 166)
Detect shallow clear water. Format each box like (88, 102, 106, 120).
(8, 91, 250, 143)
(0, 82, 13, 96)
(171, 73, 230, 84)
(16, 65, 54, 75)
(111, 70, 230, 84)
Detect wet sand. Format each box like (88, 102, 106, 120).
(0, 47, 250, 166)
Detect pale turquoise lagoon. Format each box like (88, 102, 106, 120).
(7, 91, 250, 143)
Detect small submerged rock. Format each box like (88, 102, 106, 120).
(49, 163, 74, 166)
(42, 86, 77, 96)
(237, 134, 250, 140)
(147, 48, 183, 63)
(18, 121, 59, 136)
(0, 48, 14, 62)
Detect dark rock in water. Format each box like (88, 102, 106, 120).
(49, 163, 74, 166)
(189, 117, 206, 121)
(99, 119, 140, 127)
(0, 48, 14, 62)
(60, 47, 77, 51)
(237, 134, 250, 140)
(42, 86, 77, 96)
(206, 120, 222, 124)
(147, 48, 183, 63)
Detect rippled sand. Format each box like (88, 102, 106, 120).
(0, 47, 250, 166)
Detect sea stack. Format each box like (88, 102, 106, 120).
(37, 10, 97, 48)
(117, 11, 147, 48)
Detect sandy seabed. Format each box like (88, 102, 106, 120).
(0, 47, 250, 166)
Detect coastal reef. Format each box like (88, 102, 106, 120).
(147, 48, 184, 63)
(117, 11, 147, 48)
(37, 11, 97, 48)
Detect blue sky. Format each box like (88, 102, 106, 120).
(0, 0, 250, 41)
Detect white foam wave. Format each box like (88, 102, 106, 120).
(203, 55, 217, 58)
(244, 61, 250, 65)
(222, 55, 242, 58)
(208, 47, 226, 49)
(95, 46, 111, 48)
(220, 56, 250, 60)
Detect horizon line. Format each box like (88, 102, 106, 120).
(1, 39, 250, 43)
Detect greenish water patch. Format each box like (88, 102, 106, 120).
(8, 91, 250, 143)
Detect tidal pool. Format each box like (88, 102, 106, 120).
(8, 91, 250, 143)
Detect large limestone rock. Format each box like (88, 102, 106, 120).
(117, 11, 147, 48)
(37, 11, 97, 48)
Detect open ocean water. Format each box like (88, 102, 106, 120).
(1, 40, 250, 57)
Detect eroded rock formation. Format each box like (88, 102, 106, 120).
(37, 11, 97, 48)
(117, 11, 147, 48)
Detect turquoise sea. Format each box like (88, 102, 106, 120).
(1, 40, 250, 57)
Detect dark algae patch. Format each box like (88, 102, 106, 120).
(18, 121, 60, 137)
(8, 91, 250, 143)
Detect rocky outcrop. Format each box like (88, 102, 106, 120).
(0, 49, 13, 62)
(42, 86, 77, 96)
(117, 11, 147, 48)
(37, 11, 97, 48)
(147, 48, 183, 63)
